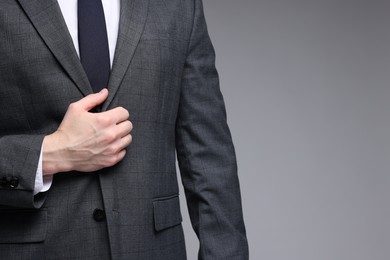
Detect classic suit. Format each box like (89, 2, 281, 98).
(0, 0, 248, 259)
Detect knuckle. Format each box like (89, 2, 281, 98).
(110, 152, 125, 165)
(119, 107, 129, 118)
(68, 102, 78, 111)
(97, 115, 112, 126)
(104, 156, 117, 167)
(105, 146, 116, 155)
(108, 144, 121, 155)
(102, 131, 116, 143)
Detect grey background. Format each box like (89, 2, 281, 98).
(177, 0, 390, 259)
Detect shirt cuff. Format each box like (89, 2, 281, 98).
(33, 146, 53, 195)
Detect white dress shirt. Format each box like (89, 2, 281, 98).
(34, 0, 120, 195)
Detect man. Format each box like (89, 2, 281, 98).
(0, 0, 248, 259)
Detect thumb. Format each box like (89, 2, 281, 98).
(77, 89, 109, 111)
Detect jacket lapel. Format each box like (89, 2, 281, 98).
(102, 0, 149, 111)
(16, 0, 92, 96)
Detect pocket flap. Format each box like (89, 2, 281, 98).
(153, 195, 182, 232)
(0, 208, 47, 244)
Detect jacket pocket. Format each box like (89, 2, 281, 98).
(153, 194, 182, 232)
(0, 208, 47, 244)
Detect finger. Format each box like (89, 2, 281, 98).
(103, 149, 127, 167)
(110, 120, 132, 139)
(115, 149, 127, 163)
(102, 106, 130, 124)
(76, 88, 109, 111)
(114, 134, 132, 152)
(119, 120, 133, 136)
(104, 136, 131, 157)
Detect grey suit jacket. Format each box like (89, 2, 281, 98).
(0, 0, 248, 259)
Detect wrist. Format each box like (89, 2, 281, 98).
(42, 133, 72, 175)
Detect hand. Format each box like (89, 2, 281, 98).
(42, 89, 133, 175)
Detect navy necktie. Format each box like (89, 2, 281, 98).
(78, 0, 110, 93)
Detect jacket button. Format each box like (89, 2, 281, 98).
(9, 177, 19, 189)
(93, 208, 106, 222)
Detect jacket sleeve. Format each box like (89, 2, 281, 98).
(175, 0, 249, 258)
(0, 134, 46, 208)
